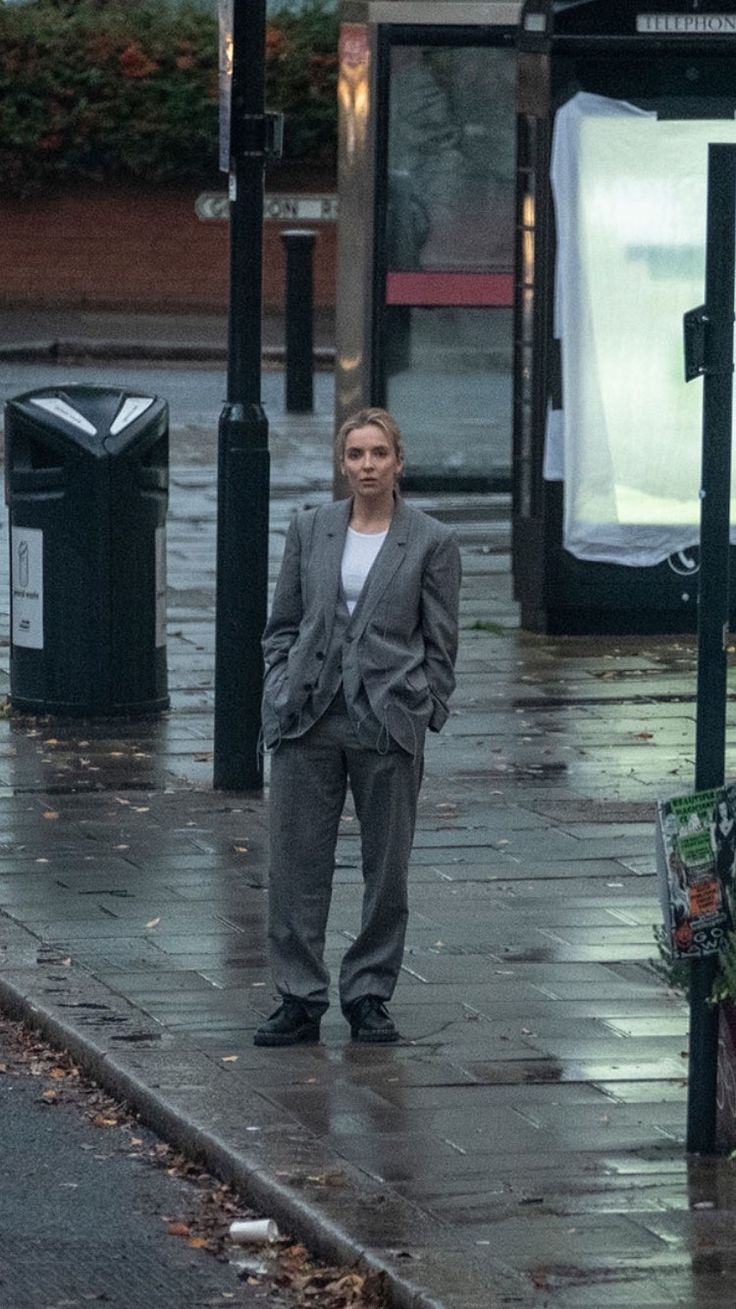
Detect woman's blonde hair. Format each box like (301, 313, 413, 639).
(335, 408, 404, 463)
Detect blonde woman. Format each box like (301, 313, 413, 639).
(255, 409, 461, 1046)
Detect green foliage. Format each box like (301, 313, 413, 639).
(467, 619, 510, 635)
(712, 931, 736, 1005)
(0, 0, 338, 197)
(650, 924, 691, 999)
(652, 923, 736, 1007)
(266, 3, 339, 164)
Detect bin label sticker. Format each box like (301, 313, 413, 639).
(12, 527, 43, 649)
(110, 397, 155, 436)
(155, 527, 166, 648)
(30, 397, 97, 436)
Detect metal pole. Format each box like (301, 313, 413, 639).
(687, 142, 736, 1154)
(213, 0, 270, 791)
(281, 228, 317, 413)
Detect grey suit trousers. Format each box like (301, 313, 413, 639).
(267, 691, 423, 1014)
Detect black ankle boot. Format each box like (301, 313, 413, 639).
(254, 999, 321, 1047)
(347, 996, 399, 1043)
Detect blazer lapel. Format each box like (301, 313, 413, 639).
(316, 498, 352, 646)
(348, 497, 411, 637)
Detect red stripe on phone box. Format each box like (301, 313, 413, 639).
(386, 272, 514, 307)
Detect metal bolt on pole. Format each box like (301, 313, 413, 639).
(684, 142, 736, 1154)
(281, 228, 317, 414)
(213, 0, 271, 791)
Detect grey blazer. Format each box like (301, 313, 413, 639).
(261, 496, 461, 755)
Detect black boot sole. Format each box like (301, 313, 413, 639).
(253, 1023, 320, 1047)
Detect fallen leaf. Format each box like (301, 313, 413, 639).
(167, 1222, 190, 1237)
(49, 1067, 67, 1080)
(145, 917, 161, 930)
(93, 1114, 119, 1128)
(43, 811, 59, 820)
(41, 1089, 59, 1103)
(221, 1055, 238, 1063)
(188, 1237, 209, 1249)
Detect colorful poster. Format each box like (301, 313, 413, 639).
(656, 784, 736, 956)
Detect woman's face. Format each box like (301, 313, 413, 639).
(340, 423, 404, 502)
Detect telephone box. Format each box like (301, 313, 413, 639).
(513, 0, 736, 633)
(336, 0, 522, 490)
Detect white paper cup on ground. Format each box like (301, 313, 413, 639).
(228, 1218, 279, 1245)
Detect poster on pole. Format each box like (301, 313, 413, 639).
(218, 0, 233, 172)
(656, 783, 736, 956)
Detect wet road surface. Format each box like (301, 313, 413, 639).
(0, 1017, 285, 1309)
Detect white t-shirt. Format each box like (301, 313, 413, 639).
(341, 527, 387, 615)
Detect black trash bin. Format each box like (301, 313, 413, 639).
(4, 385, 169, 715)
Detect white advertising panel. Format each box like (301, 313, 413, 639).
(11, 527, 43, 649)
(549, 93, 736, 565)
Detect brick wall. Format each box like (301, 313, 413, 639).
(0, 183, 336, 312)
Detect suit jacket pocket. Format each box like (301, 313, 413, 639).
(263, 661, 289, 710)
(404, 667, 431, 705)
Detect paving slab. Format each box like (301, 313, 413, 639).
(1, 366, 736, 1307)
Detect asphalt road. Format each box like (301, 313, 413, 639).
(0, 1020, 285, 1309)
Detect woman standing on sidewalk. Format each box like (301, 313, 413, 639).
(254, 408, 461, 1046)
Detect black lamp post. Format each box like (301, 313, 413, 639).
(684, 143, 736, 1154)
(213, 0, 279, 791)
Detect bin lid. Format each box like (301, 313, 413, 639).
(5, 385, 166, 454)
(520, 0, 736, 46)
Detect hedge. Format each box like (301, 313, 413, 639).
(0, 0, 338, 196)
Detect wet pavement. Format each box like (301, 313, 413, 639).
(0, 363, 734, 1307)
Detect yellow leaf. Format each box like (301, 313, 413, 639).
(49, 1067, 67, 1080)
(188, 1237, 209, 1249)
(93, 1114, 118, 1128)
(43, 811, 59, 820)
